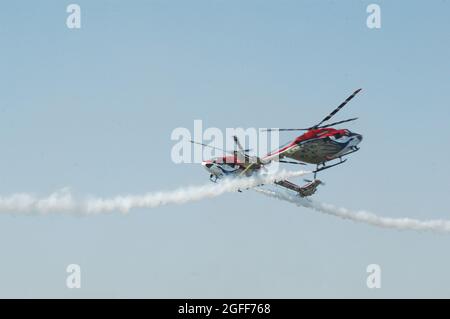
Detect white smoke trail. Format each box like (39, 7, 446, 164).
(85, 170, 310, 214)
(254, 187, 450, 233)
(0, 170, 309, 215)
(0, 188, 76, 215)
(3, 171, 449, 233)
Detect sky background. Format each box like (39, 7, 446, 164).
(0, 0, 449, 298)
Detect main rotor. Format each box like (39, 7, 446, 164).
(264, 88, 362, 132)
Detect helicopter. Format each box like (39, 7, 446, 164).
(191, 88, 363, 197)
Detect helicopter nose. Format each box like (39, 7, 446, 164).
(351, 132, 363, 142)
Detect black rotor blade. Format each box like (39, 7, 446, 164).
(233, 135, 245, 152)
(312, 88, 362, 129)
(190, 140, 256, 163)
(262, 128, 309, 132)
(316, 117, 358, 128)
(231, 137, 252, 152)
(189, 140, 232, 154)
(232, 135, 255, 158)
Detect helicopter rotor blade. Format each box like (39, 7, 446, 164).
(312, 88, 362, 129)
(232, 135, 246, 152)
(189, 140, 234, 154)
(231, 135, 252, 152)
(262, 89, 362, 132)
(262, 128, 309, 132)
(316, 117, 358, 128)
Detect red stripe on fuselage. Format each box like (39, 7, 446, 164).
(264, 128, 348, 158)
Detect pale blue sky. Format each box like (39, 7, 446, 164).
(0, 0, 449, 297)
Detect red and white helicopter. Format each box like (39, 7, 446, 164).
(191, 89, 363, 197)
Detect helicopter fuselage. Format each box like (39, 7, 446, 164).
(266, 128, 363, 164)
(202, 127, 362, 181)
